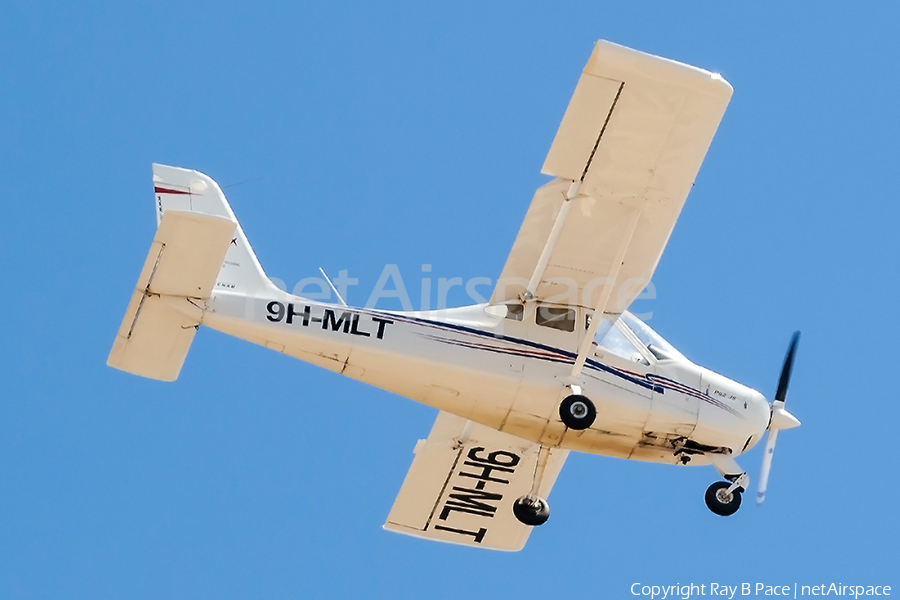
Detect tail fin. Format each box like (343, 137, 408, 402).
(108, 165, 273, 381)
(152, 163, 271, 297)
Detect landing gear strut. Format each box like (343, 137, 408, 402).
(559, 394, 596, 430)
(512, 445, 553, 527)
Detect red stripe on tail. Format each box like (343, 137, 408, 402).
(154, 186, 191, 195)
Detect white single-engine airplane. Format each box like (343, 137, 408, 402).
(109, 41, 801, 551)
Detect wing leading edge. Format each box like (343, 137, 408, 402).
(491, 40, 733, 316)
(384, 411, 568, 551)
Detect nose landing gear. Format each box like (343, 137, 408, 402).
(705, 458, 749, 516)
(704, 481, 743, 516)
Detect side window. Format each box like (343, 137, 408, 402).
(536, 305, 575, 332)
(505, 303, 524, 321)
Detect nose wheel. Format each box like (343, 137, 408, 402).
(705, 481, 743, 516)
(559, 394, 596, 430)
(513, 495, 550, 526)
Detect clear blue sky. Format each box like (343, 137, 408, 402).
(2, 2, 897, 598)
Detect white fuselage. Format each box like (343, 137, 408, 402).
(199, 289, 770, 467)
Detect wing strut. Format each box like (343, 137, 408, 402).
(523, 181, 582, 300)
(568, 207, 641, 379)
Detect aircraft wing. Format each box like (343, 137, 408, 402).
(491, 40, 732, 315)
(384, 411, 567, 551)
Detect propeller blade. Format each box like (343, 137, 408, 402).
(756, 428, 779, 505)
(758, 332, 802, 506)
(774, 331, 800, 403)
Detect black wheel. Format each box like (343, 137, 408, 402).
(559, 394, 596, 430)
(705, 481, 742, 516)
(512, 495, 550, 526)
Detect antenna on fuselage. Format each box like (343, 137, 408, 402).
(318, 267, 348, 307)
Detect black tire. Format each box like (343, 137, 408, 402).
(512, 495, 551, 526)
(559, 394, 596, 430)
(705, 481, 742, 516)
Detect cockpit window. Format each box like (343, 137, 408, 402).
(536, 305, 575, 332)
(594, 317, 648, 365)
(619, 311, 683, 361)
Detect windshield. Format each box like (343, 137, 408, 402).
(593, 317, 648, 365)
(619, 311, 684, 361)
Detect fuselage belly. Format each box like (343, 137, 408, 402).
(202, 291, 769, 467)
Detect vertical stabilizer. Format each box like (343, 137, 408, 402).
(152, 164, 274, 297)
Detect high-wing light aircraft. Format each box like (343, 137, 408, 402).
(108, 41, 801, 551)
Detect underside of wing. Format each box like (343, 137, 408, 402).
(384, 411, 567, 551)
(491, 40, 732, 315)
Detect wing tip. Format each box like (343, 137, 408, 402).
(589, 39, 734, 98)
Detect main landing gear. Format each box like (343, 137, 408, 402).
(559, 393, 596, 430)
(513, 496, 551, 526)
(512, 390, 596, 527)
(513, 445, 553, 527)
(705, 458, 750, 516)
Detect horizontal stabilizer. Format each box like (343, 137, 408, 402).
(107, 210, 236, 381)
(385, 411, 567, 551)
